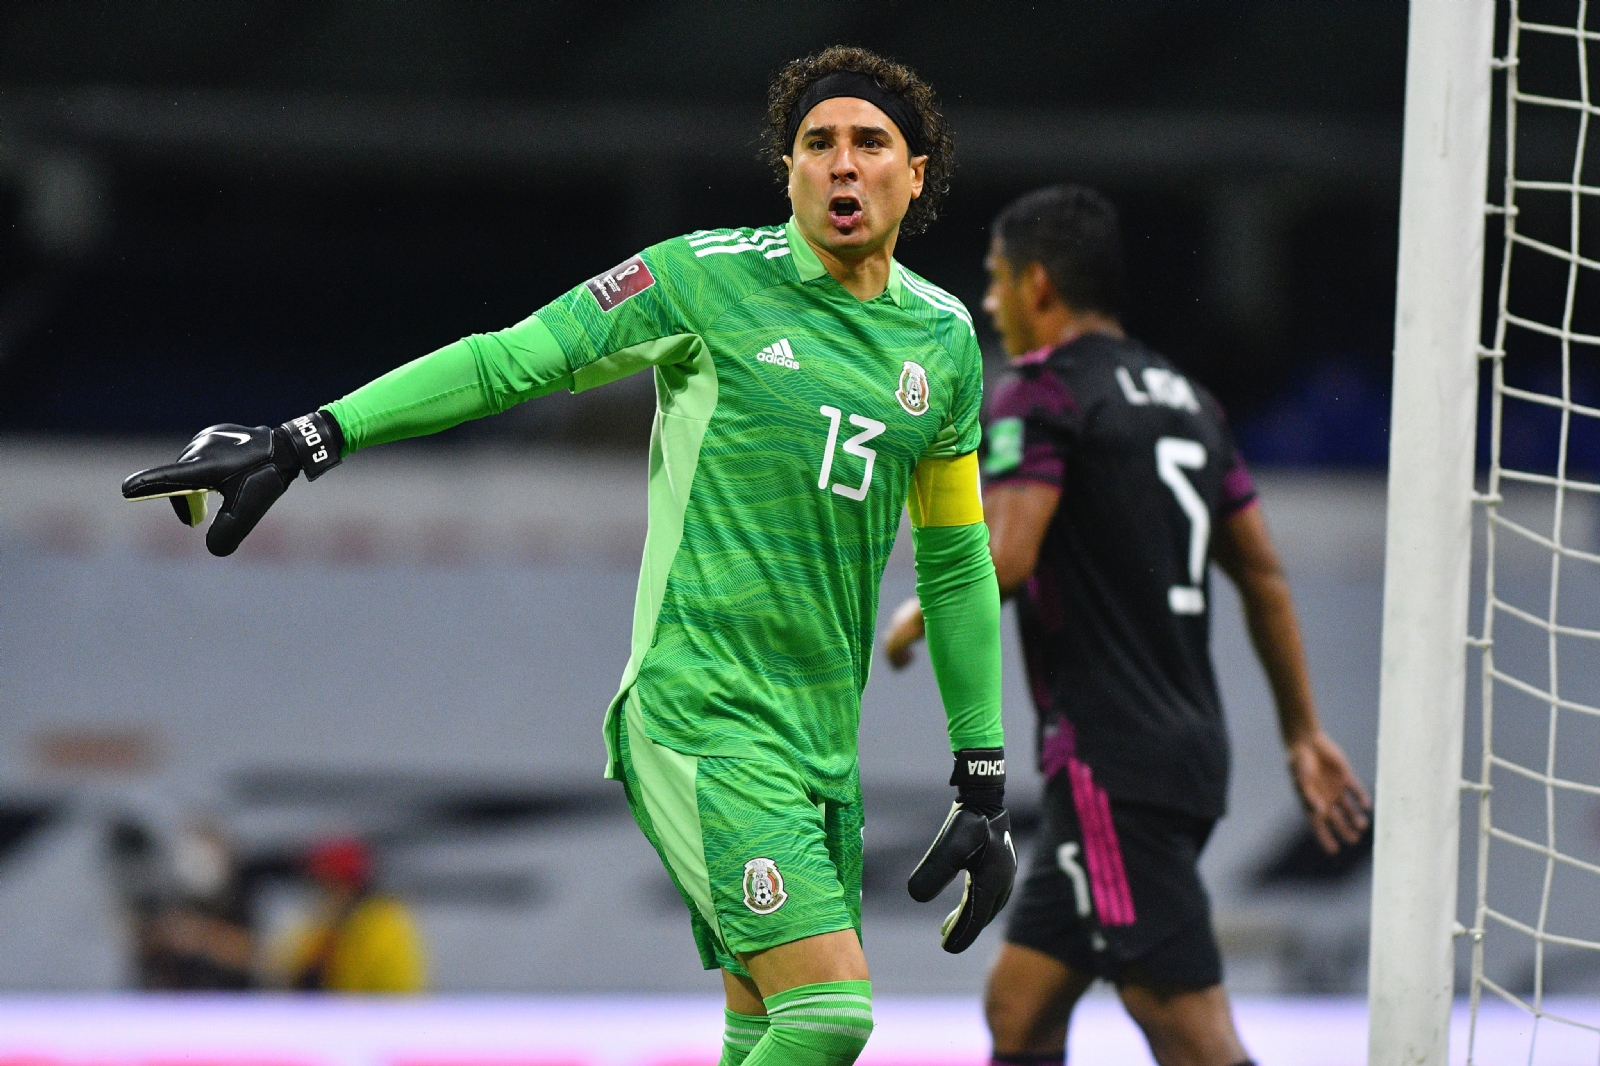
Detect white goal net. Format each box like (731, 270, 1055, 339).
(1468, 1, 1600, 1059)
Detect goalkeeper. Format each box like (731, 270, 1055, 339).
(124, 47, 1012, 1066)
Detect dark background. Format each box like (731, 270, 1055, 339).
(0, 1, 1413, 462)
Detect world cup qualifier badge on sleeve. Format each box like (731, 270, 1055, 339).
(742, 858, 788, 915)
(585, 255, 656, 312)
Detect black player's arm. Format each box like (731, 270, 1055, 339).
(984, 482, 1061, 599)
(1210, 503, 1315, 740)
(1212, 502, 1371, 853)
(883, 480, 1058, 669)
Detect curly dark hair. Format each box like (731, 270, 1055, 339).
(762, 46, 955, 237)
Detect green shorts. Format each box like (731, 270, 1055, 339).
(613, 692, 863, 977)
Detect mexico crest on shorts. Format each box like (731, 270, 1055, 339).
(742, 857, 787, 914)
(896, 360, 930, 416)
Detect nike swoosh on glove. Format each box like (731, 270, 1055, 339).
(121, 411, 341, 557)
(908, 747, 1016, 954)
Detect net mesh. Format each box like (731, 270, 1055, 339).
(1470, 1, 1600, 1059)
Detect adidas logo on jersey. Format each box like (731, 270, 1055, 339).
(756, 338, 800, 370)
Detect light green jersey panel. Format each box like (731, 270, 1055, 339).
(600, 333, 718, 779)
(617, 690, 724, 951)
(572, 219, 989, 786)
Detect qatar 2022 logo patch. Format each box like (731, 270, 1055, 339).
(896, 360, 930, 416)
(584, 254, 655, 312)
(742, 857, 788, 914)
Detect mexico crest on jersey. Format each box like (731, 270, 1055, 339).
(896, 360, 930, 416)
(742, 857, 787, 914)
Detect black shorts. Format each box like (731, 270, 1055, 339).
(1005, 767, 1222, 989)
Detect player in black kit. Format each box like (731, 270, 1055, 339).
(884, 186, 1370, 1066)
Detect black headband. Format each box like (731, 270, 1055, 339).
(783, 70, 927, 159)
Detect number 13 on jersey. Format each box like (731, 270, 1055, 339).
(818, 406, 886, 502)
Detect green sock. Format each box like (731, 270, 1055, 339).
(720, 1008, 771, 1066)
(744, 980, 874, 1066)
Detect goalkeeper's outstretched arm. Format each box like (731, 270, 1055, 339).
(122, 310, 580, 555)
(125, 236, 706, 556)
(322, 316, 575, 454)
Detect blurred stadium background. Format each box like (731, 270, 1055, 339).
(1, 2, 1596, 1062)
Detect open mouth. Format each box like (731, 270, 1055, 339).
(828, 196, 863, 230)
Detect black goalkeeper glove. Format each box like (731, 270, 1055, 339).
(121, 411, 343, 557)
(908, 747, 1016, 954)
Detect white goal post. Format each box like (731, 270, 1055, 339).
(1368, 2, 1496, 1064)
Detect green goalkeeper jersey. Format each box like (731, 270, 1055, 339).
(328, 217, 993, 784)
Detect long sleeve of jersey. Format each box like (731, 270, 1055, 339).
(325, 244, 706, 454)
(325, 316, 573, 455)
(908, 453, 1005, 752)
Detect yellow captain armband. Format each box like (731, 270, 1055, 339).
(908, 451, 985, 528)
